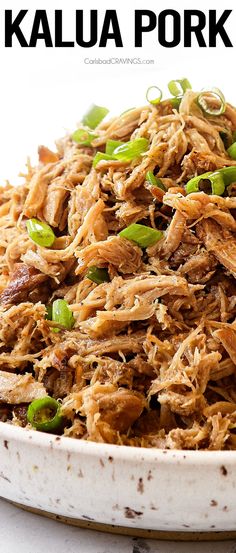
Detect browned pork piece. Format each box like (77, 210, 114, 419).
(97, 389, 146, 432)
(0, 264, 47, 305)
(1, 85, 236, 449)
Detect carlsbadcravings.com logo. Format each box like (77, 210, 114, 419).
(2, 9, 233, 48)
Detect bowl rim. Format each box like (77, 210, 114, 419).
(1, 421, 236, 465)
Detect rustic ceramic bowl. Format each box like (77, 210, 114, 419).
(0, 421, 236, 538)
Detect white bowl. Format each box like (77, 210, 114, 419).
(0, 422, 236, 536)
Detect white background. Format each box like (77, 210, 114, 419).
(1, 0, 236, 550)
(0, 0, 236, 183)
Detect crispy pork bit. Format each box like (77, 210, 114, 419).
(2, 85, 236, 448)
(0, 264, 47, 305)
(38, 145, 60, 164)
(98, 390, 146, 432)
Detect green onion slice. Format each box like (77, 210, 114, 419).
(168, 79, 192, 97)
(197, 88, 226, 116)
(227, 142, 236, 161)
(185, 172, 212, 194)
(146, 171, 166, 191)
(46, 305, 52, 320)
(27, 397, 63, 433)
(146, 86, 162, 105)
(209, 172, 225, 195)
(93, 152, 115, 168)
(82, 104, 109, 129)
(26, 218, 55, 248)
(113, 138, 149, 161)
(72, 128, 97, 145)
(94, 139, 149, 166)
(185, 171, 225, 196)
(119, 223, 163, 248)
(170, 97, 182, 110)
(52, 299, 75, 332)
(86, 266, 110, 285)
(105, 140, 124, 155)
(186, 167, 236, 195)
(219, 166, 236, 187)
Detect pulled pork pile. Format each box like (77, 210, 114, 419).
(1, 88, 236, 450)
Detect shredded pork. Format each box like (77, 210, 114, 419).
(1, 88, 236, 449)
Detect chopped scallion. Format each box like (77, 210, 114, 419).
(46, 305, 52, 320)
(185, 170, 225, 196)
(82, 104, 109, 129)
(227, 142, 236, 160)
(197, 88, 226, 116)
(86, 266, 110, 285)
(72, 128, 97, 145)
(27, 397, 63, 433)
(209, 172, 225, 195)
(113, 138, 149, 161)
(185, 173, 212, 195)
(105, 140, 124, 155)
(93, 152, 114, 167)
(146, 171, 166, 191)
(219, 166, 236, 187)
(168, 79, 192, 97)
(119, 223, 163, 248)
(146, 86, 162, 105)
(26, 218, 55, 248)
(186, 167, 236, 195)
(94, 139, 149, 166)
(170, 97, 182, 110)
(51, 299, 75, 332)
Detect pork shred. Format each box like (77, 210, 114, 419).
(2, 86, 236, 449)
(0, 371, 46, 404)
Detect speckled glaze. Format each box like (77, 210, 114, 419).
(0, 422, 236, 533)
